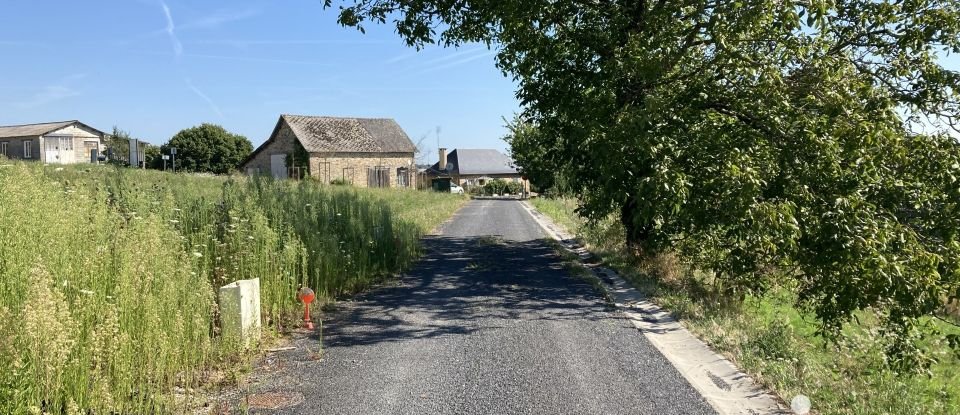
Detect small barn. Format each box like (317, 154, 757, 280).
(241, 115, 417, 188)
(0, 120, 105, 164)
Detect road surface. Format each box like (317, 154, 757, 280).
(243, 199, 715, 414)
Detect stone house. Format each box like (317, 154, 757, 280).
(0, 120, 105, 164)
(241, 115, 417, 188)
(425, 148, 526, 191)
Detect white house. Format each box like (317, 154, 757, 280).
(0, 120, 105, 164)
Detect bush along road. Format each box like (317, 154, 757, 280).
(239, 199, 719, 414)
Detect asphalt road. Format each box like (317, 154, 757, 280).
(244, 199, 715, 415)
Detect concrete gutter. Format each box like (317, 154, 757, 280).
(521, 201, 791, 415)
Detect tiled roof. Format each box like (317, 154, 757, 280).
(429, 149, 519, 175)
(0, 120, 79, 138)
(283, 115, 416, 153)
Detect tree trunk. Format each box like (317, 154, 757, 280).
(620, 196, 651, 251)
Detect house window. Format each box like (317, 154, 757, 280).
(23, 141, 32, 158)
(342, 167, 355, 184)
(396, 167, 410, 187)
(0, 142, 7, 157)
(367, 166, 390, 188)
(60, 136, 74, 151)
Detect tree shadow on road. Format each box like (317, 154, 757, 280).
(317, 236, 613, 349)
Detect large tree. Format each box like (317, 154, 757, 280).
(162, 124, 252, 174)
(329, 1, 960, 369)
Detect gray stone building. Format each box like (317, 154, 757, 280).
(241, 115, 417, 188)
(0, 120, 104, 164)
(425, 148, 526, 191)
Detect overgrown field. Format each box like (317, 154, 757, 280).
(532, 197, 960, 415)
(0, 162, 464, 414)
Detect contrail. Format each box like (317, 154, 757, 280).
(185, 79, 223, 118)
(425, 50, 496, 72)
(160, 1, 183, 56)
(420, 47, 487, 66)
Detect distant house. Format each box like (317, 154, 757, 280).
(425, 148, 526, 190)
(241, 115, 417, 188)
(0, 120, 105, 164)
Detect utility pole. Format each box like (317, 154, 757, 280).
(170, 147, 177, 173)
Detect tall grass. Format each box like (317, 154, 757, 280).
(0, 162, 464, 414)
(531, 196, 960, 415)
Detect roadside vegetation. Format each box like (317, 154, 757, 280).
(0, 162, 463, 414)
(532, 197, 960, 415)
(468, 179, 523, 197)
(330, 0, 960, 384)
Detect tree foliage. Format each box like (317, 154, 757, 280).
(330, 0, 960, 370)
(104, 127, 160, 168)
(162, 124, 252, 174)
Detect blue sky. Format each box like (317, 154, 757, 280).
(0, 0, 519, 159)
(1, 2, 958, 158)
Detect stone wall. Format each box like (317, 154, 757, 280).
(310, 152, 415, 188)
(243, 122, 299, 175)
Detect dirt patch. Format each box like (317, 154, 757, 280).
(246, 391, 305, 410)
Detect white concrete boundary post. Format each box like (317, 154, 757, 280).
(219, 278, 262, 348)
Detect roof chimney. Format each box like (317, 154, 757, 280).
(439, 148, 447, 171)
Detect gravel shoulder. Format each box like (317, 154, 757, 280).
(240, 199, 716, 415)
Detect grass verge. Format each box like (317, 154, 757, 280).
(531, 197, 960, 415)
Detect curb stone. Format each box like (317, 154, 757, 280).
(521, 201, 791, 415)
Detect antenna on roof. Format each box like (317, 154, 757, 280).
(435, 126, 441, 151)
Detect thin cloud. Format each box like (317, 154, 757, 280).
(185, 79, 223, 118)
(179, 8, 260, 30)
(12, 72, 87, 108)
(423, 50, 496, 72)
(188, 39, 392, 47)
(160, 0, 183, 56)
(16, 86, 81, 109)
(128, 50, 334, 66)
(62, 73, 89, 82)
(420, 47, 488, 66)
(181, 53, 333, 66)
(128, 5, 258, 52)
(385, 52, 419, 64)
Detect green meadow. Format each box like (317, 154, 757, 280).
(0, 162, 464, 414)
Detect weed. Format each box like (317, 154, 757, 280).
(532, 196, 960, 415)
(544, 239, 614, 306)
(0, 163, 464, 413)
